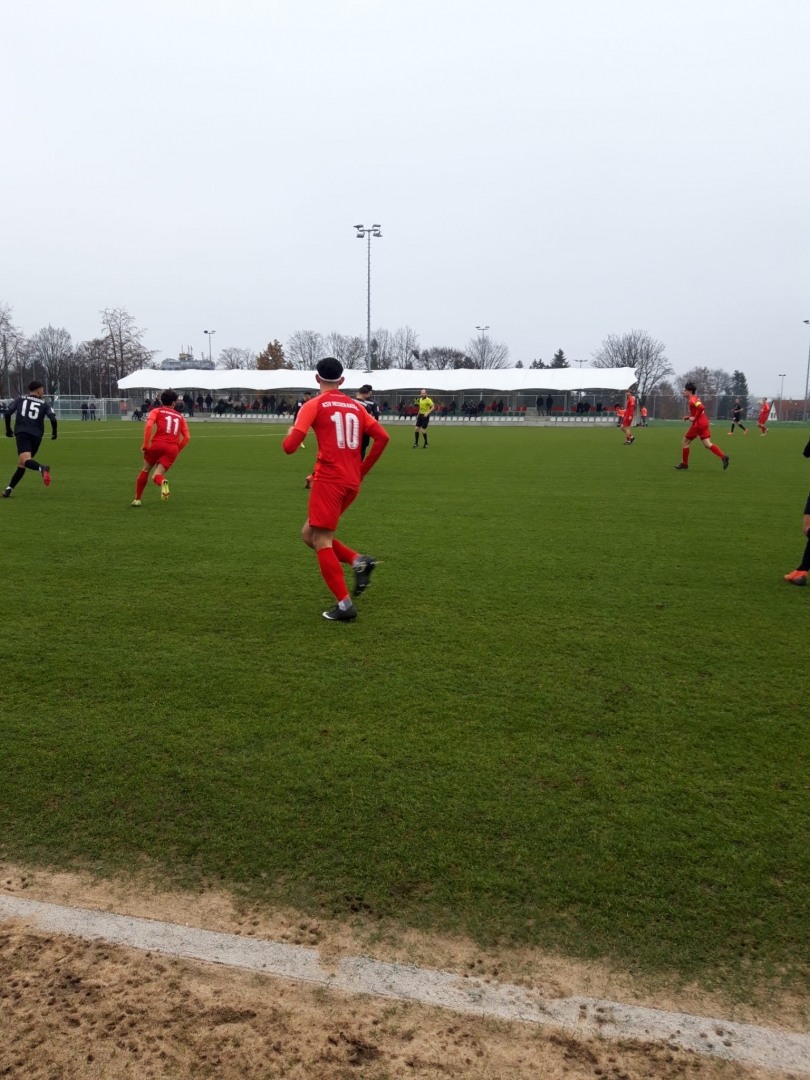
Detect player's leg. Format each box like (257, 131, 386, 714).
(413, 419, 420, 447)
(784, 509, 810, 585)
(332, 535, 377, 597)
(675, 436, 693, 469)
(701, 435, 729, 468)
(422, 417, 429, 446)
(23, 456, 50, 483)
(622, 423, 634, 444)
(303, 523, 357, 619)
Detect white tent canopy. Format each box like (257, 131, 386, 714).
(118, 367, 637, 394)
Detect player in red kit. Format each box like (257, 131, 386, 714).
(283, 357, 390, 621)
(131, 389, 190, 505)
(675, 381, 729, 471)
(621, 387, 637, 444)
(757, 398, 770, 435)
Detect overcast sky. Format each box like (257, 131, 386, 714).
(2, 0, 809, 394)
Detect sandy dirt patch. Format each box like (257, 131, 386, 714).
(0, 862, 807, 1078)
(0, 922, 793, 1080)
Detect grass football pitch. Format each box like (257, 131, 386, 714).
(1, 420, 808, 988)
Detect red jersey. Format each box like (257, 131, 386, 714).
(283, 390, 388, 487)
(688, 394, 706, 421)
(624, 394, 636, 419)
(759, 402, 770, 422)
(144, 407, 189, 448)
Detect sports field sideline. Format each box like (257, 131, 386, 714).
(1, 421, 808, 992)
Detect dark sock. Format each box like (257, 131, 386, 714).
(423, 434, 428, 445)
(8, 467, 26, 488)
(799, 536, 810, 573)
(24, 460, 42, 472)
(740, 424, 746, 431)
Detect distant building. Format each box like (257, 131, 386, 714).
(161, 347, 215, 371)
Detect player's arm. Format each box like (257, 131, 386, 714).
(4, 399, 19, 437)
(282, 398, 315, 454)
(360, 416, 390, 477)
(45, 402, 57, 439)
(142, 409, 157, 451)
(178, 415, 190, 450)
(803, 437, 810, 458)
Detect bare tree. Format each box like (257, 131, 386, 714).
(27, 325, 73, 392)
(286, 330, 323, 369)
(100, 307, 158, 380)
(678, 366, 731, 419)
(369, 327, 393, 369)
(417, 346, 469, 370)
(465, 332, 510, 369)
(75, 337, 115, 397)
(592, 330, 673, 403)
(217, 346, 257, 370)
(322, 332, 366, 369)
(0, 302, 25, 397)
(390, 326, 420, 368)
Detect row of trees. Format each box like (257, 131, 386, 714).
(224, 327, 512, 371)
(589, 329, 750, 417)
(0, 303, 156, 398)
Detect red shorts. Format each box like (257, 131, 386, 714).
(686, 421, 710, 441)
(622, 415, 634, 429)
(144, 440, 180, 470)
(307, 481, 359, 531)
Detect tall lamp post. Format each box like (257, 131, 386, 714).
(803, 320, 810, 423)
(204, 329, 216, 366)
(475, 325, 489, 365)
(355, 225, 382, 372)
(778, 373, 786, 421)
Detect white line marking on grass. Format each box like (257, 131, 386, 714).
(59, 433, 283, 440)
(1, 894, 807, 1074)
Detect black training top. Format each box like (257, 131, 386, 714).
(732, 405, 743, 420)
(4, 395, 57, 438)
(357, 397, 380, 421)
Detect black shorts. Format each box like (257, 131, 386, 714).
(804, 491, 810, 516)
(416, 414, 430, 429)
(15, 432, 42, 457)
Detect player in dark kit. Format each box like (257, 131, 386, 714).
(283, 357, 390, 621)
(728, 398, 747, 435)
(356, 383, 379, 461)
(2, 381, 57, 497)
(783, 435, 810, 586)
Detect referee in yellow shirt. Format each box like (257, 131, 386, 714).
(413, 389, 435, 448)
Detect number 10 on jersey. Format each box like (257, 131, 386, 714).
(331, 411, 360, 450)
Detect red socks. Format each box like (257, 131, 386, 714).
(153, 473, 163, 486)
(331, 539, 358, 565)
(710, 444, 725, 459)
(136, 470, 149, 499)
(317, 547, 350, 602)
(682, 447, 690, 466)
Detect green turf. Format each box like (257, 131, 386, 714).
(1, 420, 809, 988)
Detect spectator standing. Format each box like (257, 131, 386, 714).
(81, 401, 89, 421)
(545, 394, 553, 416)
(205, 393, 213, 413)
(90, 400, 97, 421)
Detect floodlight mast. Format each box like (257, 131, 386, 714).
(476, 325, 490, 366)
(204, 330, 216, 365)
(355, 225, 382, 372)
